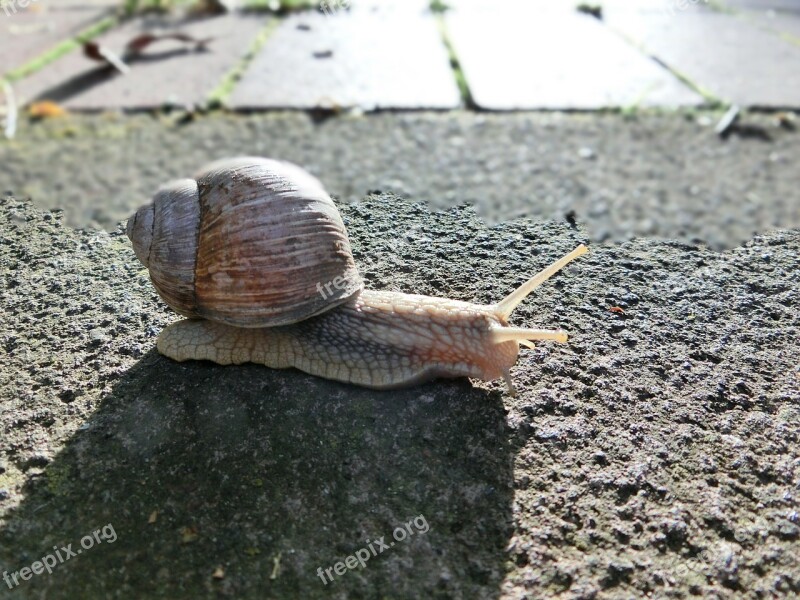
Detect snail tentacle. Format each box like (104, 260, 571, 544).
(490, 327, 569, 345)
(494, 244, 588, 321)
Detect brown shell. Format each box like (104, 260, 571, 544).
(126, 157, 363, 327)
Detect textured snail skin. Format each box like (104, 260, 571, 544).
(157, 290, 523, 391)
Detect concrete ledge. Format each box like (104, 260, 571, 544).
(0, 194, 798, 597)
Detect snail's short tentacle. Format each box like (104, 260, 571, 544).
(494, 244, 588, 321)
(490, 327, 569, 345)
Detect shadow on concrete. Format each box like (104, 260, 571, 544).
(30, 47, 212, 106)
(0, 349, 517, 598)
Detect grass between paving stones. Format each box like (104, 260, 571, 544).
(429, 0, 450, 13)
(600, 23, 723, 108)
(778, 31, 800, 47)
(707, 0, 735, 14)
(2, 16, 118, 84)
(206, 17, 282, 108)
(205, 0, 319, 111)
(123, 0, 174, 14)
(434, 14, 474, 109)
(657, 62, 723, 107)
(620, 82, 662, 117)
(243, 0, 317, 13)
(123, 0, 200, 15)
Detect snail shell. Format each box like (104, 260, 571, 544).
(127, 157, 362, 327)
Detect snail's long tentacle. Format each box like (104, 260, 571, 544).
(494, 244, 588, 321)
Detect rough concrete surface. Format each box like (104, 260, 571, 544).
(1, 191, 798, 599)
(1, 111, 799, 249)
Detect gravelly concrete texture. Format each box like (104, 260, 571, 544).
(1, 111, 798, 249)
(0, 193, 798, 598)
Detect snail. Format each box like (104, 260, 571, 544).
(126, 157, 587, 395)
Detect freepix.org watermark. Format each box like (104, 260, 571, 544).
(320, 0, 350, 17)
(664, 0, 709, 16)
(3, 523, 117, 589)
(316, 515, 430, 585)
(2, 0, 40, 17)
(316, 274, 352, 301)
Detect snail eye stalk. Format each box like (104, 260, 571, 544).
(494, 244, 588, 321)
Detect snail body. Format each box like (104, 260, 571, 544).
(127, 157, 587, 394)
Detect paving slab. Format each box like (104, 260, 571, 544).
(36, 0, 120, 6)
(602, 0, 719, 17)
(448, 0, 576, 10)
(0, 3, 114, 79)
(14, 12, 267, 109)
(742, 9, 800, 40)
(349, 0, 431, 11)
(445, 8, 703, 110)
(228, 9, 460, 110)
(721, 0, 800, 10)
(451, 0, 713, 16)
(606, 10, 800, 107)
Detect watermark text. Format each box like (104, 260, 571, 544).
(320, 0, 350, 17)
(2, 0, 40, 18)
(316, 275, 350, 300)
(3, 523, 117, 589)
(316, 515, 429, 585)
(665, 0, 709, 16)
